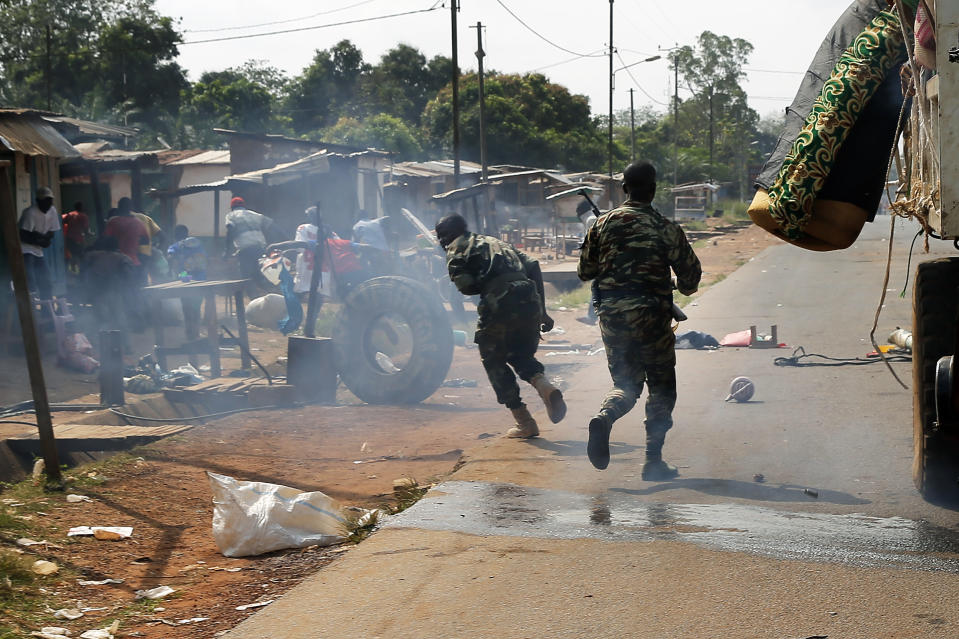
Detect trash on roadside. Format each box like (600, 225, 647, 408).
(59, 332, 99, 374)
(236, 600, 274, 611)
(162, 364, 204, 387)
(724, 377, 755, 403)
(135, 586, 175, 600)
(675, 330, 720, 350)
(442, 378, 478, 388)
(545, 326, 566, 335)
(803, 488, 820, 499)
(31, 628, 71, 638)
(545, 350, 581, 357)
(53, 609, 84, 620)
(206, 566, 242, 572)
(123, 374, 160, 394)
(587, 347, 605, 356)
(720, 329, 752, 347)
(753, 473, 765, 483)
(67, 527, 133, 540)
(78, 621, 119, 639)
(77, 578, 124, 586)
(66, 494, 92, 503)
(209, 472, 369, 557)
(31, 560, 59, 575)
(17, 538, 63, 549)
(32, 459, 45, 482)
(177, 618, 211, 625)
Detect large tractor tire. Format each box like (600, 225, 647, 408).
(913, 258, 959, 502)
(333, 276, 454, 404)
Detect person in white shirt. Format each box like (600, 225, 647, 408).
(18, 186, 59, 300)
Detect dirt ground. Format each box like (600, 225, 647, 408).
(0, 221, 781, 638)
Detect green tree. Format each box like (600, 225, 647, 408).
(181, 70, 276, 146)
(674, 31, 760, 195)
(324, 114, 424, 160)
(422, 72, 606, 171)
(285, 40, 370, 135)
(0, 0, 187, 137)
(361, 45, 452, 124)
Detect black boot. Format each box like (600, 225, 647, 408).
(587, 412, 613, 470)
(642, 433, 678, 480)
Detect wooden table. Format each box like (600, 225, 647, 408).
(142, 279, 251, 378)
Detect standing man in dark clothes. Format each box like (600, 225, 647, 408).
(578, 161, 702, 477)
(436, 213, 566, 438)
(18, 186, 60, 303)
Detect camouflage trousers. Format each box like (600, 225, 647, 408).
(475, 314, 544, 410)
(597, 303, 676, 452)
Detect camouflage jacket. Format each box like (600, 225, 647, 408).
(445, 232, 540, 321)
(578, 201, 701, 304)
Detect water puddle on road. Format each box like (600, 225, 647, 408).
(387, 481, 959, 572)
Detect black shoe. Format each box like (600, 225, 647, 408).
(641, 459, 679, 481)
(587, 415, 611, 470)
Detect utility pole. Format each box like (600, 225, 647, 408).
(472, 22, 488, 182)
(45, 25, 52, 111)
(451, 0, 461, 182)
(628, 88, 635, 163)
(673, 52, 679, 195)
(708, 85, 714, 181)
(607, 0, 614, 178)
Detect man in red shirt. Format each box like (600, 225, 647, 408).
(62, 201, 89, 269)
(105, 206, 149, 287)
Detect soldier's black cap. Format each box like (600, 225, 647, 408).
(435, 213, 468, 248)
(623, 161, 657, 191)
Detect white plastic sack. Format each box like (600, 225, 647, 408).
(208, 472, 349, 557)
(244, 294, 287, 329)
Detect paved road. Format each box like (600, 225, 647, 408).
(225, 218, 959, 638)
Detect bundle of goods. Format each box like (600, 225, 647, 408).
(749, 0, 914, 251)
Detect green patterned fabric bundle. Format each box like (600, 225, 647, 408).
(766, 10, 906, 239)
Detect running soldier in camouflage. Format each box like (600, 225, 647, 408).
(436, 214, 567, 438)
(578, 161, 701, 477)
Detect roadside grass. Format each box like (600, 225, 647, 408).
(549, 284, 591, 310)
(715, 198, 750, 221)
(341, 476, 431, 544)
(681, 220, 708, 232)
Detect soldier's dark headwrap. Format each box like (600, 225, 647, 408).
(435, 214, 468, 248)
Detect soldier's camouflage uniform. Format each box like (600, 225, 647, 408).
(578, 201, 701, 452)
(445, 232, 544, 409)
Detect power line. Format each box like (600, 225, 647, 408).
(615, 51, 667, 106)
(185, 0, 384, 33)
(744, 67, 804, 75)
(533, 48, 607, 72)
(181, 6, 442, 46)
(493, 0, 604, 58)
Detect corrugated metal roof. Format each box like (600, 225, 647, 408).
(42, 116, 136, 139)
(391, 160, 483, 178)
(167, 150, 230, 166)
(0, 116, 80, 158)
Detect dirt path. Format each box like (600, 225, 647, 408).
(0, 222, 781, 638)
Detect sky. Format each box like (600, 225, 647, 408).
(155, 0, 839, 120)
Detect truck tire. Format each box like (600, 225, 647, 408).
(333, 276, 454, 404)
(913, 257, 959, 502)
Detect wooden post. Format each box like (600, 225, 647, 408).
(88, 165, 105, 235)
(131, 163, 143, 211)
(98, 329, 124, 406)
(213, 189, 220, 240)
(0, 164, 62, 486)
